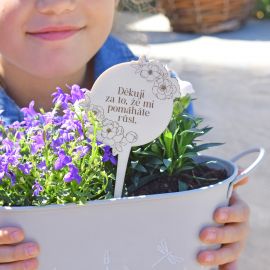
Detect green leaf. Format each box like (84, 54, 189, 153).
(132, 150, 156, 157)
(180, 128, 204, 136)
(172, 126, 180, 152)
(173, 99, 184, 116)
(178, 181, 189, 191)
(135, 164, 148, 173)
(193, 143, 224, 153)
(148, 157, 163, 165)
(163, 129, 173, 157)
(131, 147, 142, 154)
(181, 96, 192, 110)
(131, 174, 141, 187)
(131, 160, 139, 169)
(163, 158, 172, 168)
(150, 144, 162, 156)
(160, 166, 168, 173)
(178, 165, 195, 172)
(127, 174, 160, 193)
(180, 152, 198, 159)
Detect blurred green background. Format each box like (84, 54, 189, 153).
(256, 0, 270, 19)
(118, 0, 270, 19)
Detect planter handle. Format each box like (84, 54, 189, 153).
(227, 147, 265, 198)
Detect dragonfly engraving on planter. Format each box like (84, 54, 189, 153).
(152, 239, 184, 269)
(103, 241, 186, 270)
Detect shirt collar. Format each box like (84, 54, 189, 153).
(94, 35, 137, 80)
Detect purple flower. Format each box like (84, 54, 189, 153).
(6, 156, 19, 167)
(6, 171, 16, 186)
(5, 149, 21, 167)
(20, 103, 42, 128)
(74, 120, 84, 137)
(75, 145, 90, 158)
(37, 160, 47, 170)
(51, 137, 64, 151)
(39, 111, 56, 125)
(52, 87, 70, 109)
(61, 112, 79, 133)
(0, 171, 5, 181)
(15, 132, 24, 140)
(63, 132, 75, 142)
(2, 138, 14, 154)
(59, 129, 75, 143)
(69, 84, 85, 104)
(21, 101, 38, 119)
(31, 133, 45, 154)
(52, 115, 64, 126)
(62, 108, 75, 121)
(54, 150, 72, 170)
(60, 110, 83, 136)
(32, 180, 44, 196)
(7, 121, 22, 130)
(64, 164, 82, 184)
(102, 146, 117, 165)
(0, 163, 8, 180)
(18, 162, 32, 175)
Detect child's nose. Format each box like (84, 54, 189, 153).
(36, 0, 76, 15)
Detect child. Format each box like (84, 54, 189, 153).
(0, 1, 250, 269)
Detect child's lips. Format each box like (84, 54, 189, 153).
(27, 27, 84, 41)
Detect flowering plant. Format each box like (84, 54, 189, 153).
(0, 85, 116, 206)
(0, 83, 221, 206)
(125, 95, 223, 196)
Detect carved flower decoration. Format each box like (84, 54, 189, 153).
(125, 131, 138, 144)
(98, 120, 139, 155)
(132, 57, 169, 82)
(100, 119, 125, 146)
(89, 104, 105, 122)
(152, 78, 178, 100)
(77, 90, 92, 111)
(76, 90, 105, 121)
(140, 63, 163, 82)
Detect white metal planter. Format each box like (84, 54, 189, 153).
(0, 148, 264, 270)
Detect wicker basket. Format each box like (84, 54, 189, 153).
(158, 0, 256, 34)
(118, 0, 157, 13)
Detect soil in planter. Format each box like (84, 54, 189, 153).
(127, 165, 228, 197)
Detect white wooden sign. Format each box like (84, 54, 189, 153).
(79, 56, 193, 198)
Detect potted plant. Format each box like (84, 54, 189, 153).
(0, 59, 264, 270)
(158, 0, 256, 34)
(125, 95, 226, 197)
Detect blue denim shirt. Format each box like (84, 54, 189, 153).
(0, 35, 192, 125)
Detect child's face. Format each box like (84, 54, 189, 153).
(0, 0, 117, 79)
